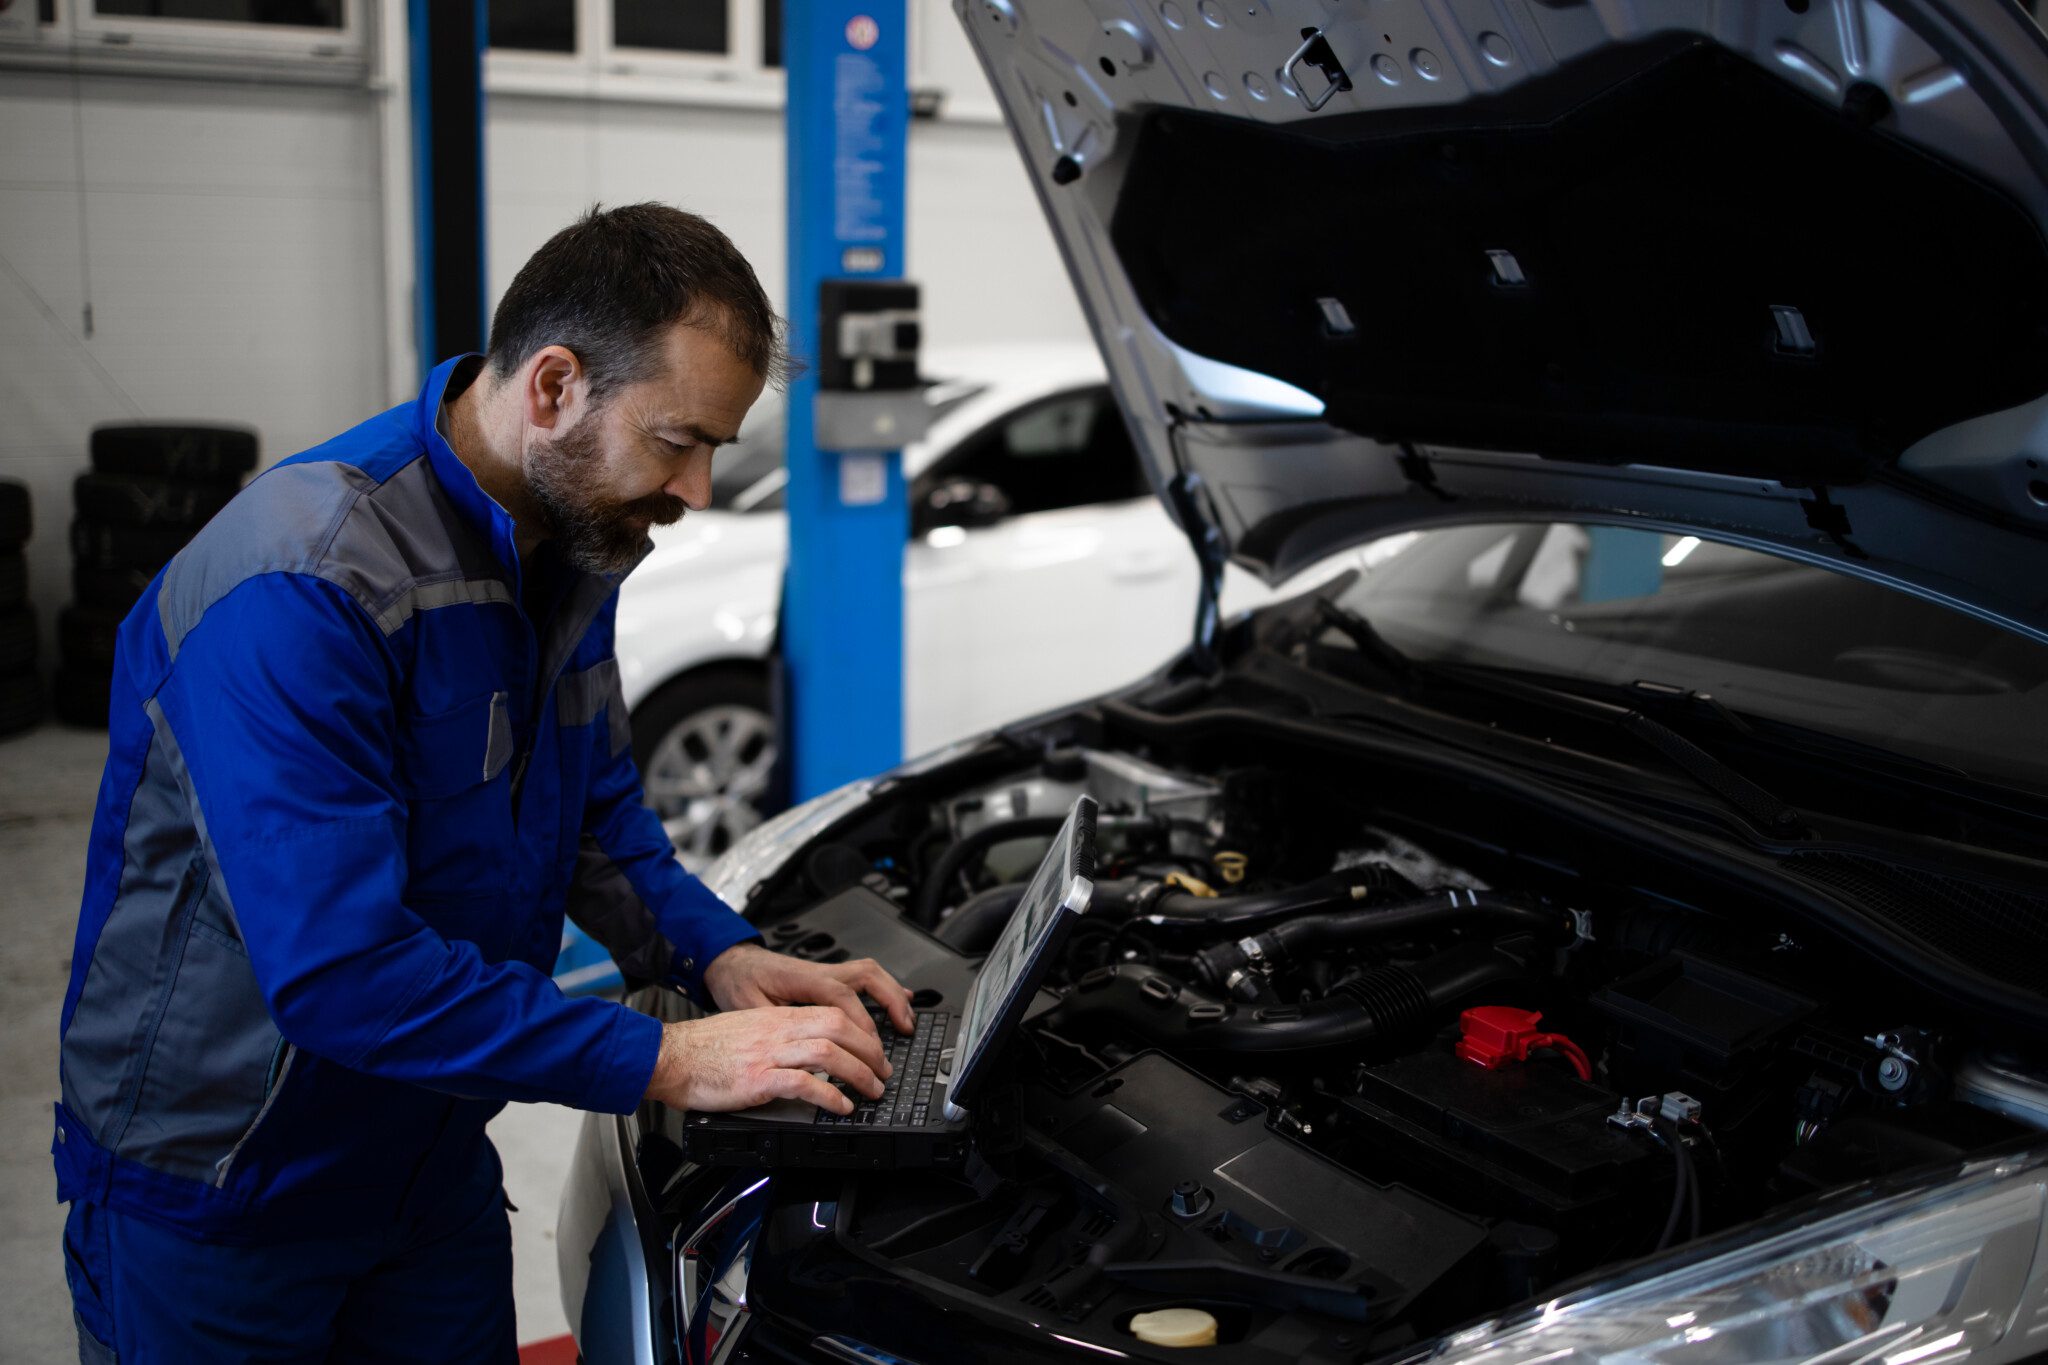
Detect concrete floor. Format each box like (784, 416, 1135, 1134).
(0, 722, 577, 1360)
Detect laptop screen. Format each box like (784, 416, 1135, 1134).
(945, 795, 1097, 1112)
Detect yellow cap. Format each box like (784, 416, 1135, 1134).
(1128, 1308, 1219, 1348)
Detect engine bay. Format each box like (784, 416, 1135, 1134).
(684, 732, 2048, 1360)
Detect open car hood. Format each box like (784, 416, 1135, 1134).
(958, 0, 2048, 643)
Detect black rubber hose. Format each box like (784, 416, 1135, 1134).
(1088, 866, 1419, 938)
(1051, 938, 1538, 1054)
(932, 882, 1029, 952)
(1192, 890, 1570, 991)
(913, 816, 1067, 927)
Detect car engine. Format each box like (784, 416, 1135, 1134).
(709, 733, 2048, 1358)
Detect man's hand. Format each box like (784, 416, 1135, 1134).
(644, 1007, 892, 1115)
(703, 942, 916, 1040)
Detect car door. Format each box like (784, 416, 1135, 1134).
(902, 385, 1205, 754)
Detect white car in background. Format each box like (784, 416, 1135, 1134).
(613, 342, 1269, 864)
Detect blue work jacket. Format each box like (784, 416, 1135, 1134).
(52, 356, 760, 1241)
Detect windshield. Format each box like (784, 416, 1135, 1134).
(1333, 524, 2048, 790)
(705, 379, 991, 513)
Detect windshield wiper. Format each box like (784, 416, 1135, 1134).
(1314, 598, 1415, 686)
(1429, 664, 1807, 835)
(1307, 600, 1805, 834)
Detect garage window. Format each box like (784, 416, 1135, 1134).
(488, 0, 575, 54)
(64, 0, 361, 64)
(486, 0, 781, 96)
(89, 1, 339, 26)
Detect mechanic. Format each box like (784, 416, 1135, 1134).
(52, 203, 914, 1363)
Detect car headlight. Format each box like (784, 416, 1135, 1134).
(1411, 1146, 2048, 1364)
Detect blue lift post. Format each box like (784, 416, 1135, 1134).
(408, 0, 487, 371)
(782, 1, 913, 800)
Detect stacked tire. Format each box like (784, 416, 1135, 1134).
(0, 478, 41, 737)
(61, 425, 256, 727)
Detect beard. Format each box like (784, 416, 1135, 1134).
(525, 416, 687, 577)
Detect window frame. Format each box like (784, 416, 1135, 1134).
(485, 0, 783, 107)
(69, 0, 363, 66)
(913, 383, 1145, 521)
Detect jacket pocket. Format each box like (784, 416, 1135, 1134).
(396, 691, 511, 799)
(398, 692, 517, 894)
(120, 889, 286, 1188)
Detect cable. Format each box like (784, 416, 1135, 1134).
(912, 815, 1067, 926)
(1529, 1036, 1593, 1082)
(1655, 1125, 1688, 1252)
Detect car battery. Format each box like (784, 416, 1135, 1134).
(1325, 1035, 1662, 1246)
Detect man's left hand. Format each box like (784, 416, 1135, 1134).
(703, 943, 917, 1043)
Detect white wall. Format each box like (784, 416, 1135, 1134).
(0, 72, 389, 663)
(486, 97, 1086, 357)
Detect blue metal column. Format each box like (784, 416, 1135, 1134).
(782, 2, 910, 798)
(408, 0, 488, 371)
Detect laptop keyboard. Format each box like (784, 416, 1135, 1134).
(815, 1010, 949, 1127)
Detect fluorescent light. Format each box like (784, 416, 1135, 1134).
(1662, 535, 1701, 568)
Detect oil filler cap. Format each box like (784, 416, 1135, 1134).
(1129, 1308, 1219, 1348)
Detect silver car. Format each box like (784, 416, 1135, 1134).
(559, 2, 2048, 1362)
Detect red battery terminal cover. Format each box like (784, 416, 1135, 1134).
(1457, 1005, 1593, 1082)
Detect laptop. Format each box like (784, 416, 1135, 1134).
(682, 794, 1097, 1170)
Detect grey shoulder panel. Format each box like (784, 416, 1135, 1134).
(158, 461, 374, 658)
(159, 456, 513, 658)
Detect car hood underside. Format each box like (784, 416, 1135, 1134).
(961, 0, 2048, 641)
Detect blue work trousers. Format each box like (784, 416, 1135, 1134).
(63, 1144, 518, 1363)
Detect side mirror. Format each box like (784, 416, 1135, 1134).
(915, 479, 1010, 536)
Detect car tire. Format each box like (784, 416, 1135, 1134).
(0, 669, 44, 737)
(0, 478, 29, 546)
(91, 424, 257, 483)
(72, 562, 153, 613)
(0, 606, 35, 671)
(70, 518, 192, 574)
(59, 605, 124, 670)
(74, 472, 237, 529)
(0, 551, 26, 610)
(52, 663, 111, 729)
(630, 668, 778, 868)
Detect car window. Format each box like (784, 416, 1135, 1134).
(1334, 523, 2048, 791)
(707, 381, 987, 515)
(709, 397, 788, 509)
(914, 386, 1149, 518)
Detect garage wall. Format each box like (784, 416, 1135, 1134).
(485, 99, 1086, 359)
(0, 72, 389, 665)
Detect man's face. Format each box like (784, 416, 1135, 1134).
(525, 319, 767, 575)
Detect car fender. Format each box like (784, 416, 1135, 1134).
(617, 513, 785, 711)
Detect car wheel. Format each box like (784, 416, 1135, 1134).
(631, 670, 777, 869)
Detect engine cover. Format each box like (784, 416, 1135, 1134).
(1034, 1052, 1490, 1324)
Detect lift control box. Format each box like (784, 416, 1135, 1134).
(815, 279, 930, 451)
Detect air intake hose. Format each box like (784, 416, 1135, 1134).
(1052, 938, 1540, 1054)
(1090, 865, 1420, 937)
(1191, 889, 1570, 993)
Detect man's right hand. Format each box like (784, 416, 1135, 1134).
(643, 1006, 893, 1115)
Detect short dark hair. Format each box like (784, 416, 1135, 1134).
(487, 202, 795, 400)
